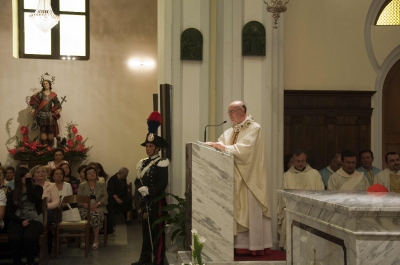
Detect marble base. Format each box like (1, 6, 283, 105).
(280, 190, 400, 265)
(187, 142, 234, 261)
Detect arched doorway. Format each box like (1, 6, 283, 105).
(382, 59, 400, 164)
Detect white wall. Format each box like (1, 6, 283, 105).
(159, 0, 284, 248)
(158, 0, 211, 197)
(0, 0, 158, 185)
(283, 0, 400, 169)
(214, 0, 284, 250)
(159, 0, 400, 250)
(284, 0, 376, 91)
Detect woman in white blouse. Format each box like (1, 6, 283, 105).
(50, 167, 72, 198)
(31, 165, 60, 224)
(31, 165, 60, 254)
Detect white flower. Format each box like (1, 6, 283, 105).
(198, 236, 206, 244)
(191, 228, 198, 235)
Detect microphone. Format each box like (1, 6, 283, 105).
(204, 121, 227, 142)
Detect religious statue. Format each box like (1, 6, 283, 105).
(29, 73, 62, 147)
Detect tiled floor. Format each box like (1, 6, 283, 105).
(49, 216, 144, 265)
(0, 215, 178, 265)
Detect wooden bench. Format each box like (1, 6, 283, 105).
(0, 198, 49, 265)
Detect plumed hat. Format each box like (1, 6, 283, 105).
(141, 111, 169, 148)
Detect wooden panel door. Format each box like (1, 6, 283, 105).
(284, 91, 375, 170)
(383, 59, 400, 164)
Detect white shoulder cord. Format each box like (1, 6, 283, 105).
(136, 157, 161, 185)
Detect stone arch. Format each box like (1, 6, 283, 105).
(365, 0, 400, 165)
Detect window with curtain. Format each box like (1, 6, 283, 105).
(18, 0, 90, 60)
(376, 0, 400, 25)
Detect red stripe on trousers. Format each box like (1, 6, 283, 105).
(155, 200, 164, 265)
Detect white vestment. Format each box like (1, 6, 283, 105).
(374, 168, 400, 191)
(218, 115, 272, 250)
(278, 164, 324, 248)
(327, 168, 370, 191)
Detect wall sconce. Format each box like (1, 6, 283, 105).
(128, 59, 155, 67)
(264, 0, 289, 29)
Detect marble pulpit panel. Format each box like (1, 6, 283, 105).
(280, 190, 400, 265)
(187, 142, 234, 261)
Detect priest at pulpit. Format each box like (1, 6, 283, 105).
(205, 100, 272, 256)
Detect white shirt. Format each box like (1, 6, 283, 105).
(58, 182, 73, 197)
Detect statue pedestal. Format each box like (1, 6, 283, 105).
(13, 156, 48, 168)
(280, 190, 400, 265)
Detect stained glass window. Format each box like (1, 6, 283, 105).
(377, 0, 400, 25)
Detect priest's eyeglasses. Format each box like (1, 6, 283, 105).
(227, 108, 242, 115)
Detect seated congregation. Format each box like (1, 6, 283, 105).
(2, 136, 398, 263)
(0, 149, 135, 264)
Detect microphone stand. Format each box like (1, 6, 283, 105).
(204, 121, 227, 142)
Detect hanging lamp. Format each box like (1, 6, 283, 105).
(30, 0, 60, 32)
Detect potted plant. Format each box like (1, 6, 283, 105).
(152, 192, 187, 249)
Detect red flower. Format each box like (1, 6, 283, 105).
(22, 135, 29, 142)
(30, 145, 37, 151)
(20, 126, 29, 135)
(47, 146, 52, 152)
(67, 140, 75, 147)
(77, 144, 84, 151)
(71, 126, 78, 134)
(18, 147, 26, 152)
(8, 149, 17, 155)
(36, 151, 44, 155)
(75, 135, 83, 142)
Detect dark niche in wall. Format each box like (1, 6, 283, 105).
(181, 28, 203, 61)
(242, 21, 266, 56)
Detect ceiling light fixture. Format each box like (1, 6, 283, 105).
(264, 0, 289, 29)
(30, 0, 60, 32)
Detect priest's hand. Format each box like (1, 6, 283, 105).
(138, 186, 149, 196)
(205, 142, 226, 152)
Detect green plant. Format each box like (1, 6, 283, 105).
(191, 229, 205, 265)
(152, 192, 186, 248)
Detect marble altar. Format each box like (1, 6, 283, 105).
(186, 142, 234, 261)
(279, 189, 400, 265)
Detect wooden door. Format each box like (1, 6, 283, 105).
(284, 91, 375, 170)
(383, 59, 400, 164)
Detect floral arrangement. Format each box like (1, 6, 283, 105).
(191, 229, 206, 265)
(6, 122, 91, 162)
